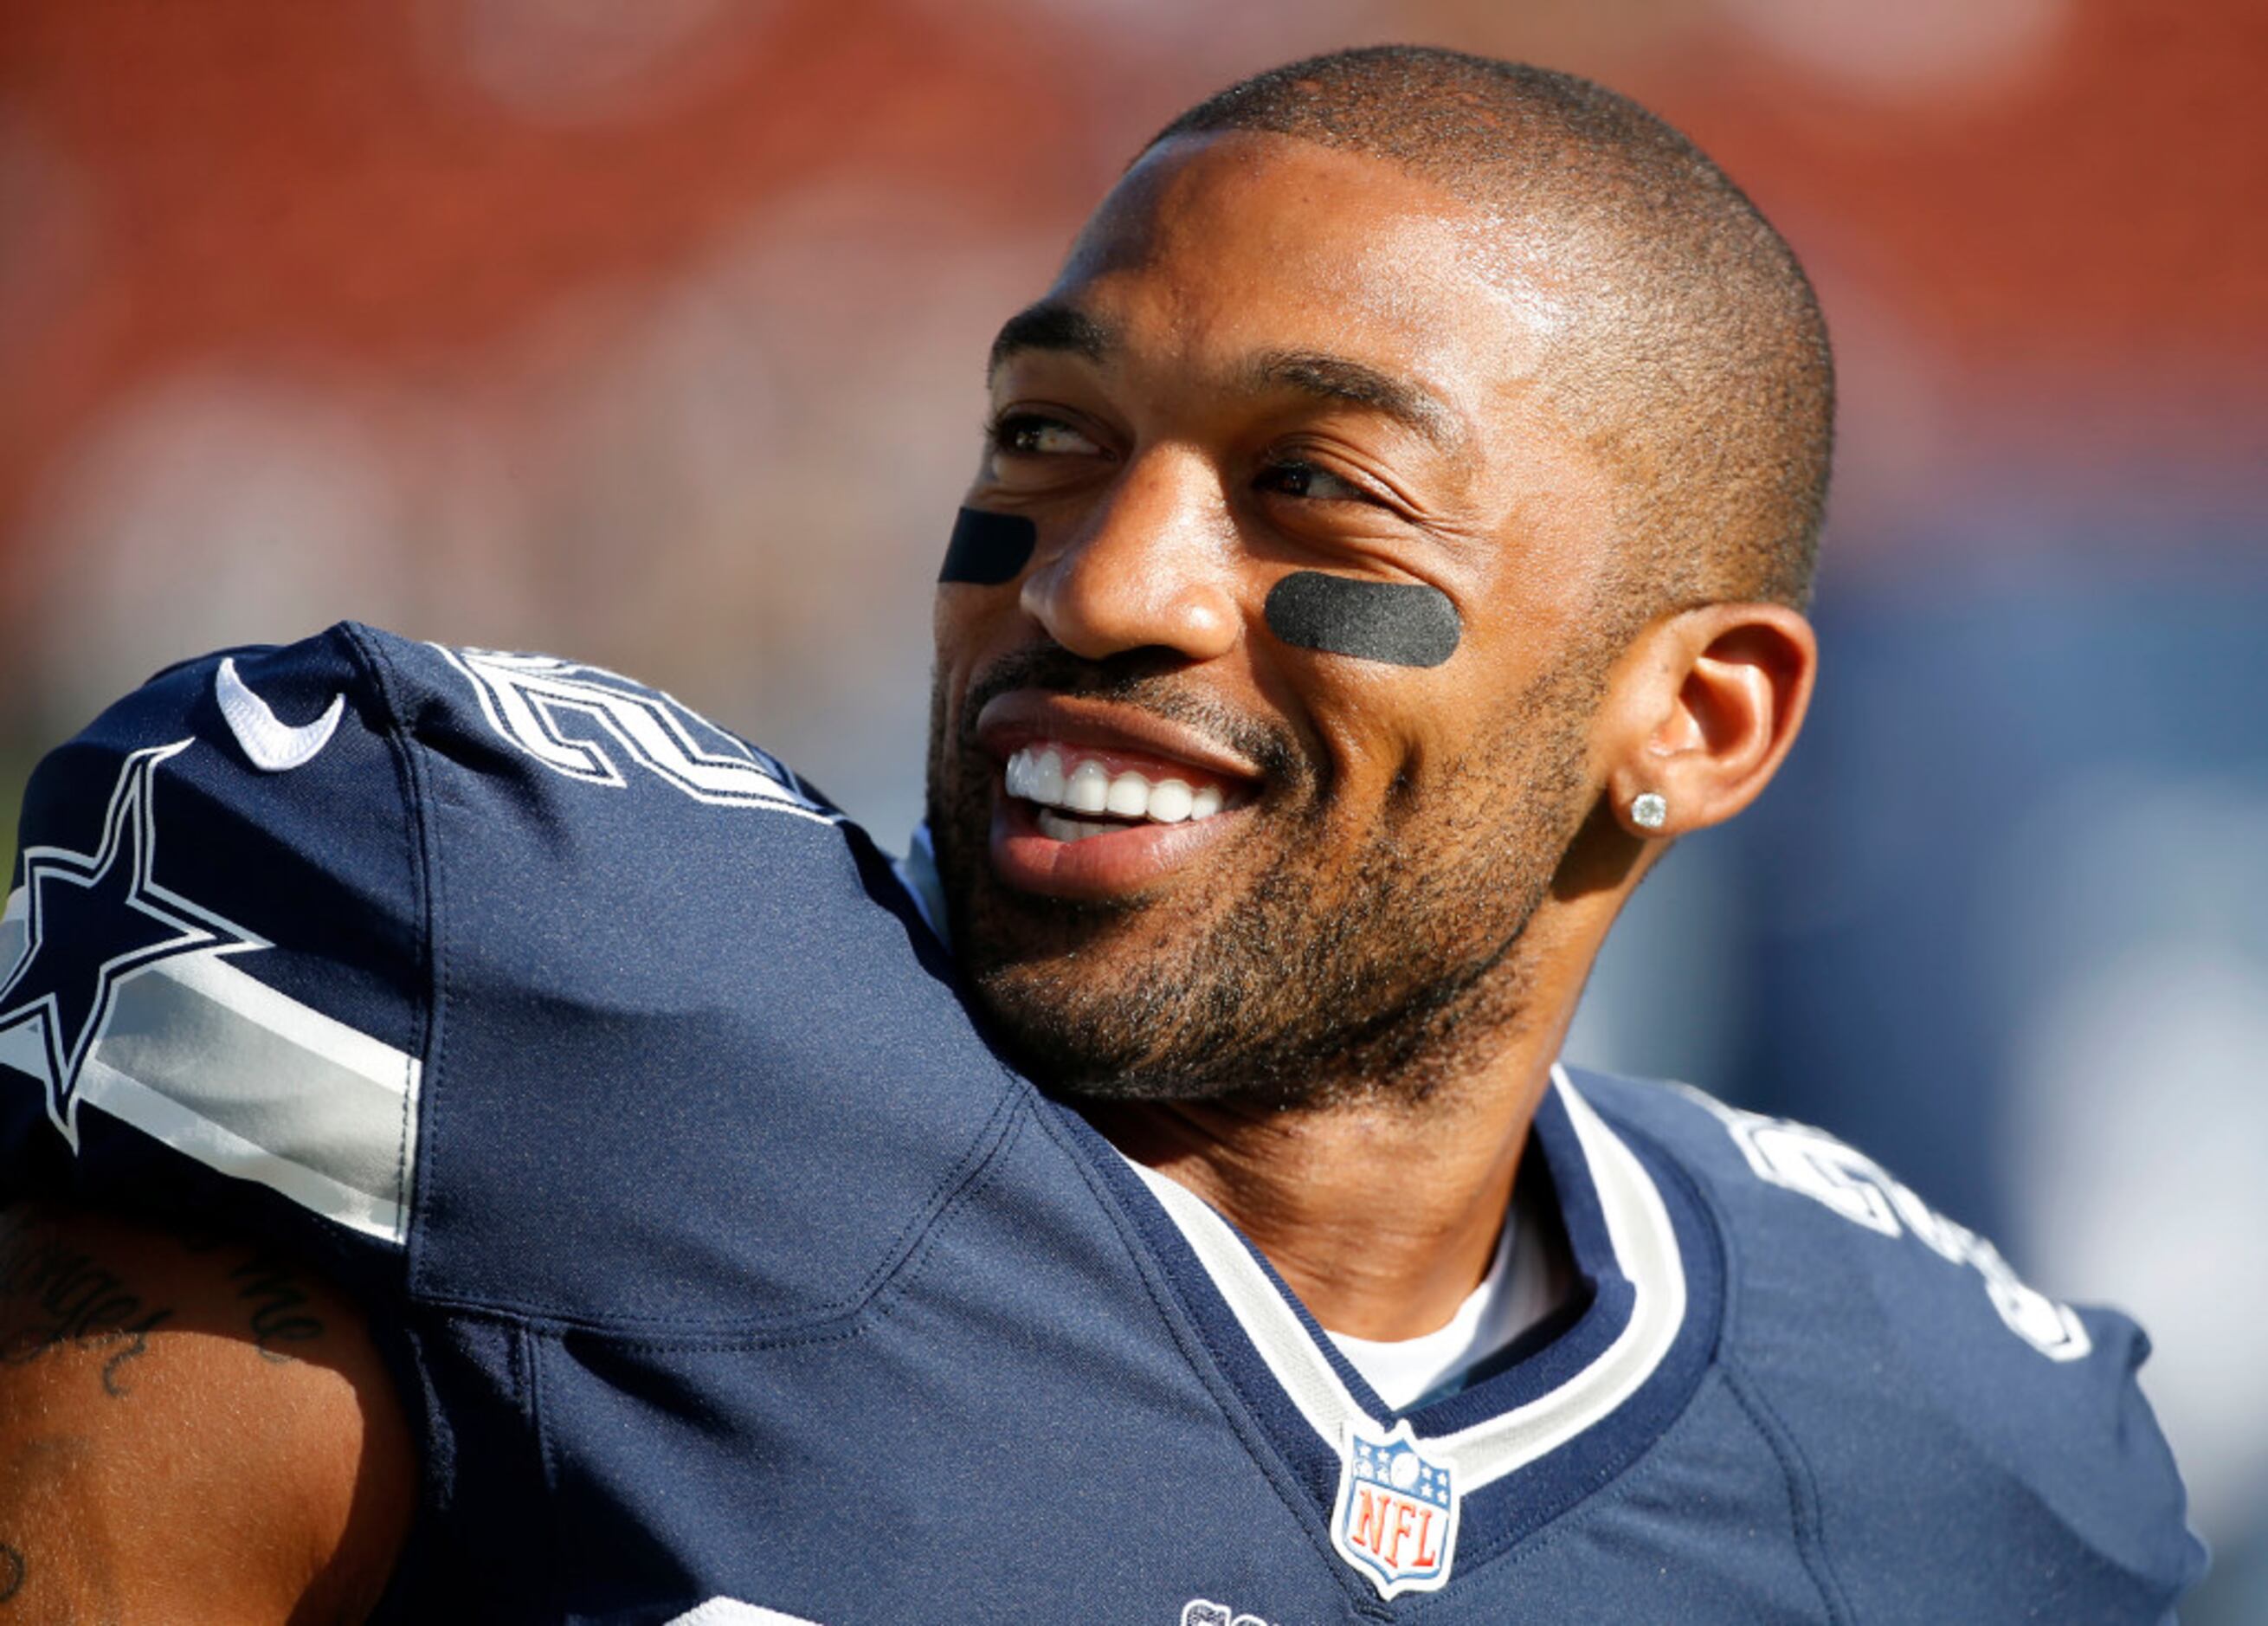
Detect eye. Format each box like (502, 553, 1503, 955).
(989, 412, 1104, 459)
(1255, 458, 1372, 504)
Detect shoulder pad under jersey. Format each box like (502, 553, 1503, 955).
(1578, 1072, 2206, 1619)
(1, 624, 1025, 1325)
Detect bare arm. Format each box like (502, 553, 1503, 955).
(0, 1197, 415, 1623)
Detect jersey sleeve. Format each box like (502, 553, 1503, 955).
(1583, 1074, 2209, 1621)
(8, 621, 1027, 1332)
(2, 625, 428, 1287)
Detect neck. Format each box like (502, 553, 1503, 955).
(1088, 928, 1594, 1341)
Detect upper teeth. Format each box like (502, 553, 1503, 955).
(1005, 746, 1227, 825)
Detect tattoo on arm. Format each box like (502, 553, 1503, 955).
(0, 1223, 173, 1397)
(0, 1205, 331, 1393)
(0, 1543, 23, 1602)
(225, 1252, 328, 1362)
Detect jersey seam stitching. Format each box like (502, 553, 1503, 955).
(334, 624, 438, 1268)
(525, 1319, 570, 1620)
(410, 1014, 1024, 1326)
(505, 1095, 1035, 1352)
(1601, 1089, 1852, 1619)
(1721, 1355, 1855, 1623)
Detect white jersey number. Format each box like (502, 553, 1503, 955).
(1697, 1094, 2091, 1362)
(439, 647, 834, 823)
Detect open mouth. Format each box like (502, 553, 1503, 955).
(1004, 745, 1230, 842)
(972, 691, 1265, 897)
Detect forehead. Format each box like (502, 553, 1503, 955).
(1042, 132, 1565, 396)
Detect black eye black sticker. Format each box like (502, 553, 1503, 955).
(938, 507, 1037, 585)
(1264, 571, 1461, 668)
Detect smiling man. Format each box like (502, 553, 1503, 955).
(925, 61, 1831, 1352)
(0, 47, 2201, 1623)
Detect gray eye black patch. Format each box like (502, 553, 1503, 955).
(1264, 571, 1461, 668)
(938, 507, 1036, 585)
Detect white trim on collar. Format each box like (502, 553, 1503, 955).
(1123, 1064, 1686, 1494)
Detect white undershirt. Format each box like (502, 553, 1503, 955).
(1121, 1139, 1571, 1413)
(1325, 1180, 1563, 1411)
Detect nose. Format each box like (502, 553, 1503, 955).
(1017, 450, 1242, 664)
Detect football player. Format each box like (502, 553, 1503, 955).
(0, 48, 2202, 1623)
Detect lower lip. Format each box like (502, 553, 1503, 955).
(988, 790, 1245, 900)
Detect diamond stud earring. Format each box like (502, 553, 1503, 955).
(1630, 791, 1668, 831)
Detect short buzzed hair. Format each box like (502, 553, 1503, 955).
(1150, 47, 1834, 615)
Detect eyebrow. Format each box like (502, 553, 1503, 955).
(1247, 351, 1466, 454)
(988, 301, 1116, 375)
(986, 310, 1466, 455)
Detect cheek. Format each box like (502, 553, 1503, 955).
(1250, 576, 1470, 798)
(933, 508, 1035, 681)
(1262, 572, 1461, 668)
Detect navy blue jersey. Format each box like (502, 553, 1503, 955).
(1, 625, 2204, 1623)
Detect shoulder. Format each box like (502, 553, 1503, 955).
(3, 627, 436, 1279)
(4, 627, 1023, 1332)
(1573, 1068, 2207, 1619)
(1577, 1068, 2097, 1360)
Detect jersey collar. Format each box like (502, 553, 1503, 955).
(1058, 1065, 1723, 1592)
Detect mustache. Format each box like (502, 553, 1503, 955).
(957, 644, 1306, 784)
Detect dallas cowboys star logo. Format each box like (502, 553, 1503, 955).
(0, 739, 264, 1147)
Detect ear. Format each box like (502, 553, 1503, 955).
(1598, 603, 1816, 840)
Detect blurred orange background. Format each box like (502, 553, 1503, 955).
(3, 1, 2263, 1609)
(4, 0, 2260, 775)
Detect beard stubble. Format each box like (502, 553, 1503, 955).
(925, 648, 1603, 1112)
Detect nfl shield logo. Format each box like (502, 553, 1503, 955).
(1331, 1419, 1459, 1597)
